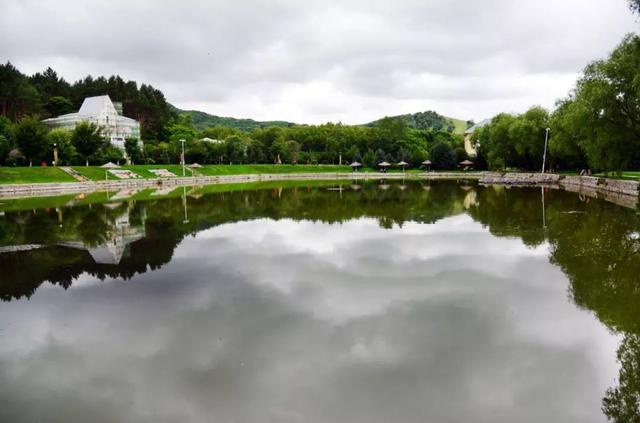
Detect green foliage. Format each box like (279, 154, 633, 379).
(171, 104, 294, 131)
(1, 63, 174, 141)
(629, 0, 640, 14)
(45, 96, 74, 116)
(14, 115, 48, 165)
(71, 121, 105, 164)
(124, 137, 143, 164)
(0, 62, 42, 120)
(367, 111, 461, 133)
(429, 141, 456, 169)
(46, 128, 76, 165)
(560, 34, 640, 173)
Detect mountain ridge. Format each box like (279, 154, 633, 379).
(171, 105, 469, 134)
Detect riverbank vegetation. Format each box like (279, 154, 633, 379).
(0, 2, 638, 177)
(474, 32, 640, 175)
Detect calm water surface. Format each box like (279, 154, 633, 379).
(0, 180, 639, 423)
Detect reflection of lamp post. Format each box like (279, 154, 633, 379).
(541, 186, 546, 229)
(180, 139, 186, 177)
(541, 128, 550, 174)
(182, 186, 189, 224)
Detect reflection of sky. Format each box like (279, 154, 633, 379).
(0, 215, 619, 423)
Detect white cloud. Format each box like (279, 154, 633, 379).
(0, 0, 637, 123)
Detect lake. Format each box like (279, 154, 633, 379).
(0, 180, 638, 423)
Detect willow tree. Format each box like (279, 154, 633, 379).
(553, 34, 640, 174)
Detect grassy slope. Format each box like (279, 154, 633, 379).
(0, 164, 474, 184)
(0, 167, 76, 184)
(446, 117, 468, 134)
(1, 164, 355, 183)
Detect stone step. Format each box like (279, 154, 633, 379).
(60, 167, 88, 182)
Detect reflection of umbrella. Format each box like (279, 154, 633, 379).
(101, 162, 120, 169)
(189, 163, 203, 168)
(460, 160, 474, 166)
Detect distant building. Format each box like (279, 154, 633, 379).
(200, 137, 224, 144)
(42, 95, 140, 152)
(463, 119, 490, 157)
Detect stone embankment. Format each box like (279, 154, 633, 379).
(0, 172, 484, 199)
(480, 172, 640, 208)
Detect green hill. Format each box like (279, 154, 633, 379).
(170, 105, 296, 131)
(367, 111, 469, 134)
(172, 104, 469, 134)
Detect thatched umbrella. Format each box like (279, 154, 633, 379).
(100, 162, 120, 169)
(377, 161, 391, 173)
(397, 161, 409, 174)
(189, 163, 203, 168)
(350, 161, 362, 173)
(459, 159, 474, 170)
(421, 159, 432, 171)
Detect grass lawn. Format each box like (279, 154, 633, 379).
(72, 164, 356, 181)
(0, 167, 76, 184)
(0, 164, 473, 184)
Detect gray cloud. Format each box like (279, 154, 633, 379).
(0, 0, 637, 122)
(0, 216, 620, 422)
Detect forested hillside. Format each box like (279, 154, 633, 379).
(170, 105, 295, 131)
(367, 111, 470, 134)
(0, 63, 173, 140)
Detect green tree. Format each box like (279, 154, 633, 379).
(46, 128, 76, 165)
(225, 135, 249, 164)
(247, 139, 266, 164)
(363, 148, 375, 168)
(561, 34, 640, 174)
(429, 141, 456, 169)
(124, 137, 143, 164)
(45, 96, 75, 117)
(14, 115, 48, 166)
(269, 138, 288, 164)
(285, 140, 301, 164)
(71, 121, 105, 165)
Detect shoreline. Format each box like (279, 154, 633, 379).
(1, 172, 638, 209)
(0, 172, 483, 199)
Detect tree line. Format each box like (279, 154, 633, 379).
(0, 61, 470, 168)
(0, 1, 638, 172)
(473, 31, 640, 175)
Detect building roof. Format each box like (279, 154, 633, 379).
(78, 95, 112, 116)
(464, 118, 491, 134)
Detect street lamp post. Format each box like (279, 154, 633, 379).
(52, 143, 59, 166)
(541, 128, 550, 174)
(180, 139, 186, 177)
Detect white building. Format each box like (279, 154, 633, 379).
(463, 119, 491, 157)
(42, 95, 141, 152)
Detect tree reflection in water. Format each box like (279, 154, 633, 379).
(0, 180, 639, 421)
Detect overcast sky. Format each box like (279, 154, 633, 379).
(1, 0, 637, 124)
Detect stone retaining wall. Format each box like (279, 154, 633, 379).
(0, 172, 485, 199)
(479, 172, 639, 208)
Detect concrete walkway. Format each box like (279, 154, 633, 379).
(0, 172, 484, 199)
